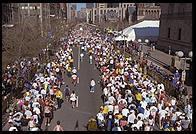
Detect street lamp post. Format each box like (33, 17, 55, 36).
(78, 27, 83, 70)
(169, 45, 171, 55)
(177, 51, 185, 85)
(143, 39, 149, 59)
(138, 39, 142, 60)
(176, 51, 192, 86)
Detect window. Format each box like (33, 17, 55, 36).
(168, 28, 170, 38)
(178, 28, 181, 40)
(100, 10, 103, 14)
(168, 3, 175, 14)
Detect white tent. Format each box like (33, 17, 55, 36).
(115, 20, 160, 42)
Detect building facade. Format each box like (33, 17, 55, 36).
(136, 3, 161, 20)
(91, 3, 136, 24)
(90, 3, 160, 24)
(66, 3, 72, 23)
(2, 3, 19, 25)
(71, 4, 77, 21)
(86, 3, 94, 9)
(157, 3, 192, 55)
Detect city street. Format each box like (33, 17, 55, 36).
(41, 46, 102, 131)
(2, 3, 192, 132)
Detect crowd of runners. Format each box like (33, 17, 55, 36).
(5, 26, 85, 131)
(86, 28, 192, 131)
(3, 23, 192, 131)
(77, 25, 192, 131)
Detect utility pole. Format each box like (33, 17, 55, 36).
(28, 3, 30, 16)
(48, 3, 51, 31)
(40, 3, 43, 37)
(78, 44, 80, 70)
(18, 3, 20, 24)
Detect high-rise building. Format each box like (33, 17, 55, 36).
(66, 3, 72, 23)
(71, 4, 77, 20)
(107, 3, 119, 8)
(86, 3, 94, 9)
(136, 3, 161, 20)
(50, 3, 60, 17)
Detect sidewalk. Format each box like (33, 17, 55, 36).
(142, 45, 192, 95)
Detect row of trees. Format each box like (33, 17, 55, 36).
(2, 18, 47, 69)
(2, 13, 82, 70)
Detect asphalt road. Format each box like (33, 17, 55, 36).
(41, 46, 103, 131)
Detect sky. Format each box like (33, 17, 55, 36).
(72, 3, 86, 11)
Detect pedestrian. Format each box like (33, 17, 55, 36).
(53, 120, 64, 131)
(90, 78, 96, 93)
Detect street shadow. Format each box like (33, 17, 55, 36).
(74, 120, 79, 131)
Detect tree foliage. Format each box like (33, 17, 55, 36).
(2, 17, 48, 69)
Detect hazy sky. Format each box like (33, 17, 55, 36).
(72, 3, 86, 11)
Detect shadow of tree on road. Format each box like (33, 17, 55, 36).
(74, 120, 79, 131)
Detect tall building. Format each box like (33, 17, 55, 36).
(95, 3, 107, 8)
(157, 3, 192, 55)
(107, 3, 119, 8)
(91, 3, 136, 24)
(66, 3, 72, 23)
(86, 3, 94, 9)
(136, 3, 161, 20)
(2, 3, 19, 25)
(71, 4, 77, 20)
(50, 3, 60, 17)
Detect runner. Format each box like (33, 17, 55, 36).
(70, 91, 77, 108)
(53, 120, 64, 131)
(64, 85, 70, 102)
(90, 78, 96, 93)
(89, 54, 93, 64)
(44, 100, 52, 126)
(72, 67, 77, 74)
(56, 89, 63, 109)
(72, 73, 77, 87)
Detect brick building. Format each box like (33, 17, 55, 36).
(157, 3, 192, 55)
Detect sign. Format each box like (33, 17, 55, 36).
(181, 70, 186, 81)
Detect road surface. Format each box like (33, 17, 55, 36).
(41, 46, 102, 131)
